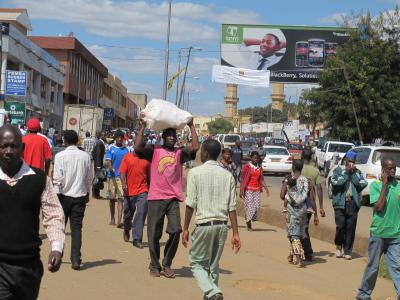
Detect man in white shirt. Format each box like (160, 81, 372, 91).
(53, 130, 92, 270)
(241, 33, 286, 70)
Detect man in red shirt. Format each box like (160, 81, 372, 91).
(22, 118, 52, 173)
(119, 150, 150, 249)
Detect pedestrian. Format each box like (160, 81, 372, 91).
(135, 116, 199, 278)
(239, 151, 269, 231)
(231, 140, 243, 181)
(182, 139, 241, 300)
(280, 160, 308, 268)
(105, 130, 129, 228)
(92, 131, 106, 199)
(356, 157, 400, 299)
(119, 150, 150, 249)
(22, 117, 52, 174)
(301, 148, 324, 261)
(331, 150, 367, 260)
(0, 124, 65, 299)
(83, 131, 95, 156)
(53, 130, 92, 270)
(218, 148, 237, 179)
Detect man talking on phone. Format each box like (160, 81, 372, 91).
(0, 125, 65, 299)
(357, 157, 400, 299)
(331, 150, 367, 260)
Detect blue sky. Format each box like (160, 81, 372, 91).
(3, 0, 398, 115)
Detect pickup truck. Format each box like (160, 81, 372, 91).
(316, 141, 354, 177)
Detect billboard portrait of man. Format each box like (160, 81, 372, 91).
(241, 32, 287, 70)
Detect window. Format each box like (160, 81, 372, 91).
(328, 143, 353, 153)
(354, 148, 371, 164)
(264, 147, 289, 155)
(372, 149, 400, 167)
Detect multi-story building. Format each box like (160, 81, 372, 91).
(0, 9, 65, 129)
(100, 73, 127, 128)
(193, 115, 215, 136)
(126, 95, 139, 129)
(127, 93, 147, 110)
(29, 35, 108, 107)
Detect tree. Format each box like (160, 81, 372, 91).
(207, 119, 234, 134)
(238, 102, 297, 123)
(303, 9, 400, 142)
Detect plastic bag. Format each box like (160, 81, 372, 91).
(142, 99, 192, 131)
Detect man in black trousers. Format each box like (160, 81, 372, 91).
(92, 131, 106, 199)
(53, 130, 92, 270)
(0, 124, 65, 299)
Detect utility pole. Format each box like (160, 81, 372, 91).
(0, 23, 4, 102)
(342, 62, 363, 144)
(162, 0, 172, 100)
(178, 46, 192, 108)
(175, 49, 182, 105)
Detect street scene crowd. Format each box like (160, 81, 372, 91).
(0, 112, 399, 299)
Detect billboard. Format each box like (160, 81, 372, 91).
(103, 108, 114, 126)
(221, 24, 349, 83)
(4, 101, 26, 125)
(5, 70, 27, 96)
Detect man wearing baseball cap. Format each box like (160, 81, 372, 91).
(22, 117, 52, 173)
(331, 150, 368, 260)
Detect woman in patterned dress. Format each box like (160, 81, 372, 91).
(280, 159, 308, 267)
(240, 151, 270, 231)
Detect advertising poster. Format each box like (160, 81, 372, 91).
(4, 101, 26, 125)
(5, 70, 27, 96)
(221, 24, 349, 83)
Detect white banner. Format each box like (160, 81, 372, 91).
(212, 65, 270, 87)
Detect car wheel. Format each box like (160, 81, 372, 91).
(328, 179, 333, 199)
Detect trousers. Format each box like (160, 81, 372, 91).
(301, 212, 314, 259)
(124, 193, 148, 242)
(357, 237, 400, 299)
(0, 259, 43, 300)
(59, 195, 86, 263)
(189, 224, 228, 299)
(147, 199, 182, 271)
(334, 199, 359, 255)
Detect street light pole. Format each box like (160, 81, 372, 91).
(175, 48, 182, 105)
(162, 0, 172, 101)
(178, 46, 192, 108)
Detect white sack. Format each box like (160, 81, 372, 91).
(142, 99, 192, 131)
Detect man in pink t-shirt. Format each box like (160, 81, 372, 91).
(135, 117, 199, 278)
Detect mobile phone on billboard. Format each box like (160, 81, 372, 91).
(295, 41, 308, 67)
(308, 39, 325, 68)
(325, 42, 337, 58)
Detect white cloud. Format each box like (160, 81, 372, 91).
(319, 12, 347, 24)
(12, 0, 261, 42)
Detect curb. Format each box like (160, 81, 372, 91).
(236, 200, 369, 257)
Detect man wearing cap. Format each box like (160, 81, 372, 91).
(22, 118, 52, 174)
(331, 150, 367, 260)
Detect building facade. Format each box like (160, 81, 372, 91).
(0, 9, 65, 129)
(29, 35, 108, 108)
(127, 93, 147, 110)
(126, 95, 139, 129)
(193, 115, 215, 136)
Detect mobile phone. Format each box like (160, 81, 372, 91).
(295, 41, 308, 67)
(325, 42, 337, 58)
(308, 39, 325, 68)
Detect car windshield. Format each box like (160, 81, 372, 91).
(287, 144, 303, 150)
(354, 148, 372, 164)
(328, 143, 353, 153)
(264, 148, 289, 155)
(372, 149, 400, 167)
(224, 135, 240, 143)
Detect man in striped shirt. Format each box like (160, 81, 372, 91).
(182, 139, 241, 300)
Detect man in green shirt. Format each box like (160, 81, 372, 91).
(357, 157, 400, 299)
(182, 139, 241, 300)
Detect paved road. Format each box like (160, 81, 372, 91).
(38, 189, 395, 299)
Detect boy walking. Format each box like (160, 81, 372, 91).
(182, 139, 241, 300)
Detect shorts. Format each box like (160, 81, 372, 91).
(107, 177, 124, 201)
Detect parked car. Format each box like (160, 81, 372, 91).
(287, 143, 304, 160)
(316, 141, 354, 177)
(262, 146, 293, 174)
(325, 146, 400, 204)
(267, 138, 287, 147)
(221, 134, 241, 148)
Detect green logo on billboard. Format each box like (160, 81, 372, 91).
(222, 25, 243, 44)
(4, 101, 26, 125)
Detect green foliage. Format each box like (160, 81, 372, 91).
(238, 102, 298, 123)
(303, 8, 400, 142)
(207, 118, 234, 134)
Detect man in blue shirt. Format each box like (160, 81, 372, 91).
(105, 130, 129, 228)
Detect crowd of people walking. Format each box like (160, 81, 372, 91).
(0, 116, 399, 300)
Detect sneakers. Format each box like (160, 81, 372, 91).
(133, 240, 144, 249)
(335, 245, 343, 258)
(123, 230, 130, 242)
(344, 254, 352, 260)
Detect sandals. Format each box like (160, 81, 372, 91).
(162, 267, 176, 279)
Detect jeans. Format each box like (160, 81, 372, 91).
(301, 212, 314, 259)
(357, 237, 400, 299)
(147, 199, 182, 272)
(123, 193, 148, 242)
(334, 199, 359, 255)
(189, 225, 228, 299)
(0, 259, 43, 300)
(59, 195, 86, 264)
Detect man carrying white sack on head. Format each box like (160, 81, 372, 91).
(135, 99, 200, 278)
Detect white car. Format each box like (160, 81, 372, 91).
(221, 134, 241, 149)
(316, 141, 355, 177)
(326, 146, 400, 202)
(262, 146, 293, 174)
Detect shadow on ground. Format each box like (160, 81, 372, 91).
(174, 266, 233, 278)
